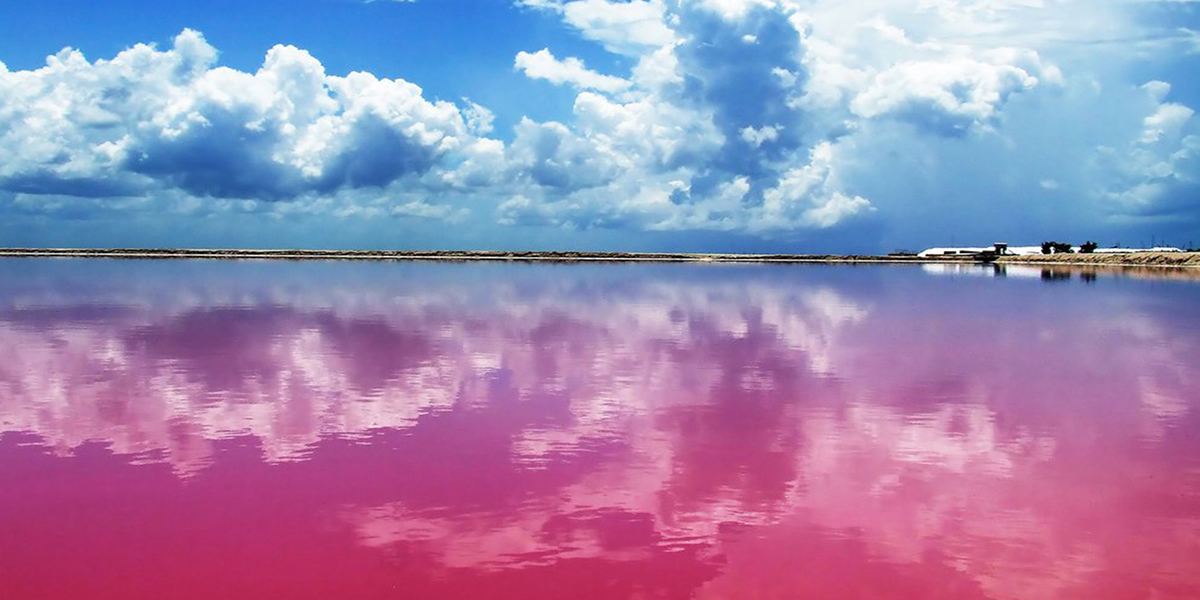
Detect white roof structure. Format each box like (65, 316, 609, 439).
(1005, 246, 1043, 256)
(917, 244, 1041, 257)
(1094, 247, 1183, 254)
(917, 247, 987, 257)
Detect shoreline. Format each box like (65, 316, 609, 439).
(1, 247, 1198, 268)
(0, 248, 948, 264)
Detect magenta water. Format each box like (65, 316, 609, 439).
(1, 259, 1198, 599)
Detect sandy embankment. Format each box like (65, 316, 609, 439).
(998, 252, 1200, 267)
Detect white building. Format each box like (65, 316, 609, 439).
(918, 244, 1183, 257)
(917, 243, 1042, 258)
(1094, 247, 1183, 254)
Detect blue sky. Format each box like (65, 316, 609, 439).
(0, 0, 1197, 252)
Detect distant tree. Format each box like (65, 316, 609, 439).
(1043, 241, 1073, 254)
(1080, 241, 1098, 253)
(1041, 241, 1053, 255)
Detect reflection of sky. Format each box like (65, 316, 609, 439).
(0, 259, 1198, 599)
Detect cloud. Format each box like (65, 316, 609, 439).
(499, 1, 878, 233)
(2, 0, 1199, 246)
(755, 142, 874, 230)
(850, 58, 1040, 136)
(500, 0, 1090, 235)
(507, 117, 621, 192)
(739, 124, 780, 147)
(519, 0, 676, 56)
(0, 30, 482, 215)
(391, 199, 470, 222)
(460, 99, 495, 136)
(514, 48, 631, 92)
(1141, 102, 1194, 144)
(692, 0, 782, 21)
(1095, 81, 1199, 221)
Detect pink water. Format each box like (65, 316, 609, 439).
(1, 259, 1198, 599)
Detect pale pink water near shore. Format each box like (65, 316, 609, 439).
(1, 259, 1198, 599)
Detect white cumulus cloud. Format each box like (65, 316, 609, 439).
(0, 29, 496, 223)
(514, 48, 630, 93)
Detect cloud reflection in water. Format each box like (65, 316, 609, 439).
(0, 260, 1197, 599)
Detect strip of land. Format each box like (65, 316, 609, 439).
(0, 247, 1197, 267)
(0, 248, 942, 263)
(996, 252, 1200, 267)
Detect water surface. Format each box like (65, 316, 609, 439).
(1, 259, 1198, 599)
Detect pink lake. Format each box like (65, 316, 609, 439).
(1, 259, 1198, 599)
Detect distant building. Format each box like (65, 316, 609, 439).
(917, 243, 1041, 258)
(1094, 247, 1183, 254)
(1003, 246, 1044, 256)
(917, 247, 988, 258)
(918, 244, 1183, 257)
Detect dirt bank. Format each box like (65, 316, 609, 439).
(998, 252, 1200, 267)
